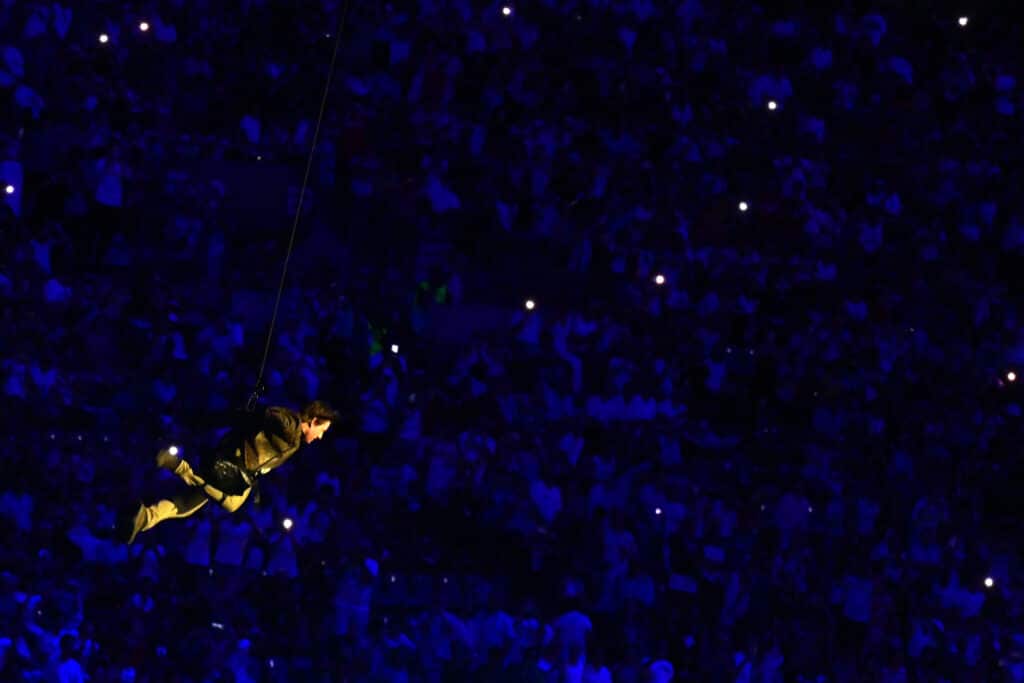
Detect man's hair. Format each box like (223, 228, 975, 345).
(300, 400, 339, 424)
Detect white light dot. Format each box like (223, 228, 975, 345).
(77, 435, 83, 441)
(654, 274, 665, 285)
(443, 577, 448, 584)
(1008, 371, 1016, 382)
(739, 201, 749, 212)
(282, 517, 293, 530)
(391, 344, 399, 354)
(655, 507, 663, 516)
(767, 100, 777, 111)
(524, 299, 536, 311)
(99, 33, 109, 44)
(4, 185, 13, 195)
(168, 445, 179, 456)
(139, 21, 150, 32)
(50, 434, 55, 440)
(390, 575, 396, 583)
(808, 506, 813, 513)
(985, 577, 994, 588)
(958, 16, 969, 27)
(502, 6, 513, 16)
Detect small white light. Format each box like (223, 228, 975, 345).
(77, 435, 83, 441)
(985, 577, 994, 588)
(739, 201, 749, 212)
(958, 16, 968, 27)
(760, 504, 765, 511)
(654, 507, 662, 516)
(168, 445, 179, 456)
(99, 33, 109, 44)
(391, 344, 399, 354)
(139, 21, 150, 32)
(443, 577, 448, 584)
(808, 506, 813, 513)
(4, 185, 13, 195)
(654, 274, 665, 285)
(390, 575, 396, 583)
(325, 33, 332, 38)
(282, 517, 293, 530)
(502, 6, 513, 16)
(256, 155, 262, 161)
(50, 434, 56, 440)
(1008, 371, 1016, 382)
(525, 299, 536, 311)
(767, 100, 777, 111)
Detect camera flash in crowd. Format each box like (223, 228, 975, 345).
(985, 577, 994, 588)
(139, 21, 150, 32)
(502, 6, 513, 16)
(654, 273, 665, 285)
(655, 507, 663, 516)
(168, 445, 179, 456)
(282, 517, 293, 530)
(767, 100, 778, 111)
(391, 344, 399, 354)
(1007, 371, 1016, 382)
(739, 201, 749, 212)
(958, 16, 969, 27)
(5, 185, 14, 195)
(99, 33, 109, 44)
(524, 299, 536, 311)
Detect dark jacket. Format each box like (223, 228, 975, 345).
(226, 405, 304, 474)
(202, 407, 304, 495)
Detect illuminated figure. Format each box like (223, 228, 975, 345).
(118, 401, 337, 543)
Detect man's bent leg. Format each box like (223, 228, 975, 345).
(172, 459, 207, 487)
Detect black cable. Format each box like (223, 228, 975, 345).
(249, 1, 354, 412)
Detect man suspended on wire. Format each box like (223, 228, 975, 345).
(117, 400, 338, 544)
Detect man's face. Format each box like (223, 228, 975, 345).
(303, 419, 331, 444)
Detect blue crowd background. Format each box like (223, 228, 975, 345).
(3, 0, 1024, 681)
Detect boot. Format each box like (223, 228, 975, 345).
(116, 502, 147, 545)
(155, 447, 181, 472)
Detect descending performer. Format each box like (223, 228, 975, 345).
(118, 400, 337, 544)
